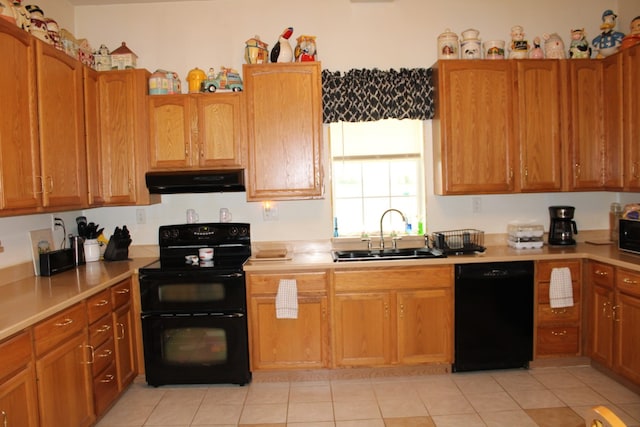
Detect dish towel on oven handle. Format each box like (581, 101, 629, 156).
(549, 267, 573, 308)
(276, 279, 298, 319)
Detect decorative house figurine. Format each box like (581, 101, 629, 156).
(12, 0, 29, 30)
(60, 28, 78, 58)
(621, 15, 640, 50)
(509, 25, 529, 59)
(437, 28, 459, 59)
(460, 28, 481, 59)
(149, 69, 169, 95)
(110, 41, 137, 70)
(94, 44, 111, 71)
(529, 36, 544, 58)
(270, 27, 294, 63)
(294, 35, 317, 62)
(592, 9, 625, 58)
(568, 28, 591, 58)
(543, 33, 566, 59)
(244, 35, 269, 64)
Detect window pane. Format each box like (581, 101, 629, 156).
(390, 161, 417, 196)
(362, 162, 389, 197)
(334, 198, 364, 235)
(333, 162, 363, 198)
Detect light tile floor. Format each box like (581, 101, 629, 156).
(96, 365, 640, 427)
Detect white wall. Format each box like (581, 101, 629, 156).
(1, 0, 638, 268)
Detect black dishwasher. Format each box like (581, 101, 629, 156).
(453, 261, 534, 372)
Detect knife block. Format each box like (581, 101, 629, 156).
(103, 238, 131, 261)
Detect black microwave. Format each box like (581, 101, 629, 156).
(619, 219, 640, 254)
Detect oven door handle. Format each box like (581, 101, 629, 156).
(221, 312, 245, 318)
(214, 272, 244, 279)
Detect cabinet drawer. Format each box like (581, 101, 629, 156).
(334, 266, 453, 292)
(111, 279, 132, 308)
(93, 362, 119, 416)
(0, 330, 33, 379)
(92, 337, 116, 377)
(536, 326, 580, 356)
(87, 289, 112, 324)
(34, 302, 86, 356)
(536, 260, 581, 282)
(249, 272, 328, 295)
(89, 314, 113, 347)
(537, 281, 580, 303)
(590, 262, 615, 289)
(537, 303, 580, 323)
(616, 268, 640, 298)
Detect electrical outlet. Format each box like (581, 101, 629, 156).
(472, 197, 482, 214)
(263, 203, 279, 221)
(136, 208, 146, 224)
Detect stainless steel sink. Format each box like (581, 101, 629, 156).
(331, 247, 446, 262)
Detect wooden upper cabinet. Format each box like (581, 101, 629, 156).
(35, 40, 87, 209)
(98, 69, 159, 206)
(602, 53, 624, 190)
(84, 66, 104, 206)
(433, 60, 515, 194)
(244, 62, 323, 200)
(513, 60, 563, 192)
(567, 59, 605, 190)
(148, 92, 244, 170)
(0, 20, 41, 213)
(623, 44, 640, 190)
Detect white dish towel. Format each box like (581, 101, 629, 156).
(549, 267, 573, 308)
(276, 279, 298, 319)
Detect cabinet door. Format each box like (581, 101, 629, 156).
(614, 291, 640, 384)
(250, 295, 328, 370)
(513, 60, 563, 192)
(397, 289, 452, 364)
(197, 93, 244, 168)
(113, 303, 137, 390)
(334, 292, 392, 366)
(568, 60, 605, 190)
(0, 21, 41, 212)
(602, 54, 623, 190)
(244, 62, 323, 200)
(148, 94, 194, 170)
(35, 332, 94, 427)
(84, 66, 104, 206)
(433, 60, 514, 194)
(623, 44, 640, 190)
(591, 284, 614, 367)
(35, 40, 87, 208)
(0, 367, 39, 427)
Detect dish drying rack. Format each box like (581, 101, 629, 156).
(430, 229, 486, 255)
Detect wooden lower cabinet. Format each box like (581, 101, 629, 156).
(333, 266, 453, 367)
(0, 331, 39, 427)
(34, 303, 94, 427)
(112, 279, 137, 390)
(247, 271, 330, 370)
(588, 261, 615, 367)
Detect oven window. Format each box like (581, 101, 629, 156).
(158, 283, 225, 303)
(163, 327, 228, 364)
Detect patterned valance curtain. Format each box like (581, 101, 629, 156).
(321, 68, 434, 123)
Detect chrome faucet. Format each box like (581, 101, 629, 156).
(379, 209, 407, 250)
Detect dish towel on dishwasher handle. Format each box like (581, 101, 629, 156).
(276, 279, 298, 319)
(549, 267, 573, 308)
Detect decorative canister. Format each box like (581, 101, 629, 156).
(484, 40, 505, 59)
(245, 35, 269, 64)
(148, 69, 169, 95)
(437, 28, 459, 59)
(460, 28, 482, 59)
(186, 67, 206, 93)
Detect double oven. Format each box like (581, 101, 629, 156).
(139, 223, 251, 386)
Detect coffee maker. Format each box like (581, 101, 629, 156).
(548, 206, 578, 245)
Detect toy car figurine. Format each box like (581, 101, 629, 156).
(201, 68, 243, 92)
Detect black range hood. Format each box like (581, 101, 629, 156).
(145, 169, 245, 194)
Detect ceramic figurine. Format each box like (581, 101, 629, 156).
(437, 28, 459, 59)
(294, 35, 317, 62)
(460, 28, 481, 59)
(244, 35, 269, 64)
(186, 67, 206, 93)
(509, 25, 530, 59)
(110, 41, 137, 69)
(621, 16, 640, 50)
(44, 16, 62, 50)
(568, 28, 591, 58)
(0, 0, 16, 25)
(270, 27, 294, 63)
(25, 5, 50, 44)
(94, 43, 111, 71)
(12, 0, 29, 30)
(592, 9, 625, 58)
(529, 36, 544, 58)
(543, 33, 566, 59)
(78, 38, 94, 67)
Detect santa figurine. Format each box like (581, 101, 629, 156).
(592, 9, 625, 58)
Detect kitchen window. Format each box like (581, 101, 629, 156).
(330, 119, 425, 237)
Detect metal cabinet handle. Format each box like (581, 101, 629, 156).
(116, 322, 125, 340)
(54, 318, 73, 327)
(595, 270, 608, 276)
(82, 344, 95, 365)
(612, 305, 621, 322)
(551, 308, 567, 315)
(399, 304, 405, 318)
(100, 374, 115, 383)
(602, 301, 612, 319)
(94, 299, 109, 307)
(2, 410, 7, 427)
(97, 324, 111, 333)
(384, 303, 389, 319)
(97, 349, 113, 358)
(115, 288, 130, 295)
(551, 330, 567, 336)
(623, 277, 639, 285)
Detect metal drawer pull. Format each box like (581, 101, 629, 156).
(116, 323, 125, 340)
(622, 278, 639, 285)
(551, 308, 567, 315)
(100, 374, 115, 383)
(551, 330, 567, 336)
(82, 344, 95, 364)
(603, 301, 612, 319)
(95, 299, 109, 307)
(115, 288, 130, 294)
(97, 324, 111, 333)
(595, 270, 608, 276)
(54, 318, 73, 327)
(612, 305, 621, 322)
(98, 349, 113, 358)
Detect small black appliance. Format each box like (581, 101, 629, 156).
(548, 206, 578, 246)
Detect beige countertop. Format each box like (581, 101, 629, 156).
(0, 257, 156, 341)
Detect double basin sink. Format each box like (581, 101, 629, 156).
(332, 247, 446, 262)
